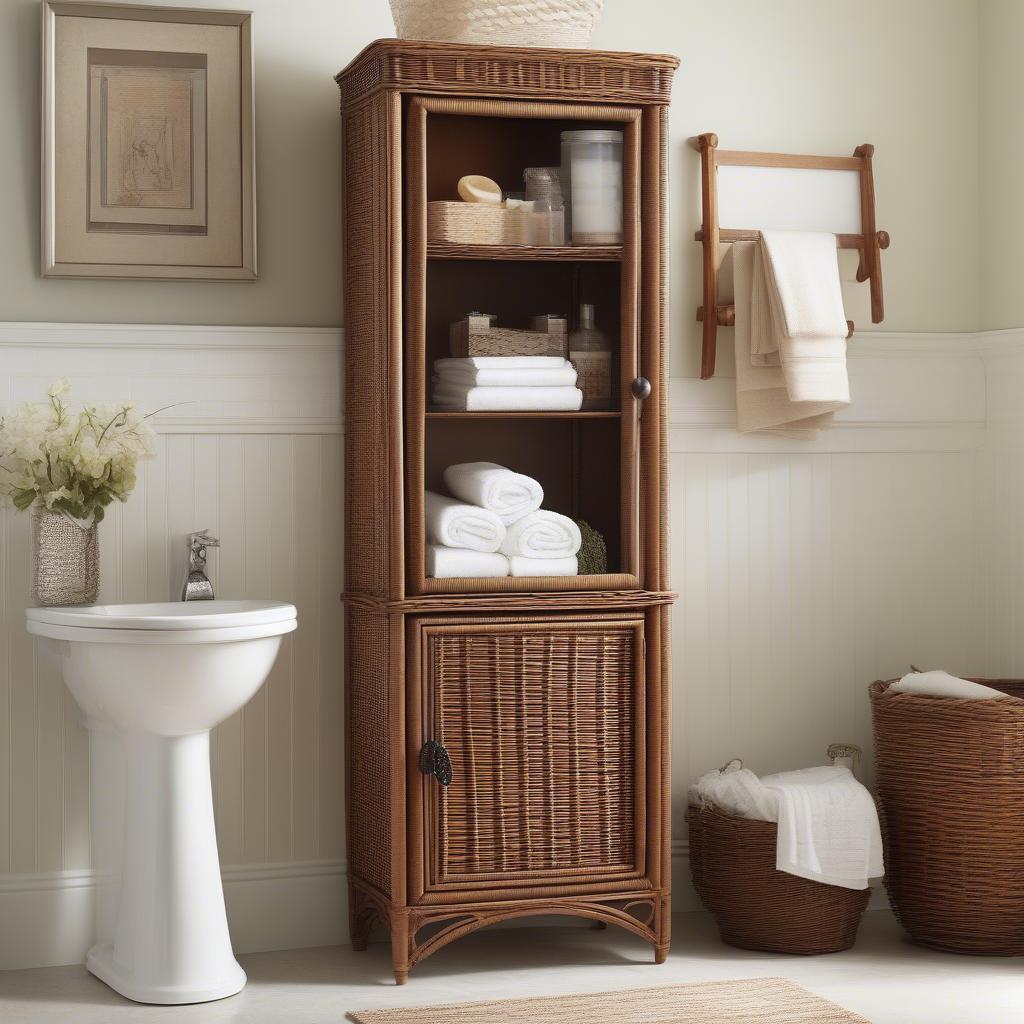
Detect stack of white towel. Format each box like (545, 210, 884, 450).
(689, 759, 884, 891)
(424, 461, 583, 579)
(731, 230, 851, 437)
(432, 357, 583, 412)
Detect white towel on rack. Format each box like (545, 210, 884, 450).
(731, 242, 847, 437)
(443, 462, 544, 525)
(507, 555, 578, 577)
(423, 490, 506, 553)
(752, 230, 851, 404)
(499, 510, 581, 559)
(425, 545, 509, 579)
(435, 357, 578, 388)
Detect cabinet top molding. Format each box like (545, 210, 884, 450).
(336, 38, 679, 110)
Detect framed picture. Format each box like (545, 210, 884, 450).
(41, 1, 256, 281)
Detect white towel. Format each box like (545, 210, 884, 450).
(688, 761, 779, 822)
(731, 242, 846, 437)
(423, 490, 505, 553)
(890, 670, 1008, 700)
(425, 545, 509, 579)
(761, 766, 884, 891)
(443, 462, 544, 525)
(753, 230, 851, 404)
(432, 383, 583, 412)
(507, 555, 578, 577)
(435, 357, 577, 388)
(499, 510, 581, 559)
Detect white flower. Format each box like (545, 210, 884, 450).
(0, 382, 155, 520)
(48, 378, 71, 398)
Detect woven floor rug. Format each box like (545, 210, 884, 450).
(347, 977, 868, 1023)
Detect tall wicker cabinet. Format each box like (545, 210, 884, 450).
(336, 39, 678, 984)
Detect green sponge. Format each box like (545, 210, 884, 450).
(575, 519, 608, 576)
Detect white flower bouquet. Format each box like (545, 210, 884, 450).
(1, 380, 159, 606)
(0, 379, 156, 526)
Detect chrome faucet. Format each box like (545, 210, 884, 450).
(181, 530, 220, 601)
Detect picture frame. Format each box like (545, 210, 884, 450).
(41, 1, 256, 281)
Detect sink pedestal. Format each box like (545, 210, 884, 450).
(87, 727, 245, 1004)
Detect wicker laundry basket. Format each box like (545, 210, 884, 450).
(870, 677, 1024, 955)
(388, 0, 603, 48)
(687, 804, 871, 955)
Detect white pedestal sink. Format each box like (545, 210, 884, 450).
(27, 600, 297, 1005)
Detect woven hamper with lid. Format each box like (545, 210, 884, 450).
(388, 0, 603, 48)
(870, 677, 1024, 955)
(687, 805, 870, 954)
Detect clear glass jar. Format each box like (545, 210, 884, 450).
(560, 130, 624, 246)
(569, 303, 613, 410)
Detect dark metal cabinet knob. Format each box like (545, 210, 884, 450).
(631, 376, 652, 400)
(419, 740, 453, 787)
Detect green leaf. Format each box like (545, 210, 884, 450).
(12, 489, 36, 511)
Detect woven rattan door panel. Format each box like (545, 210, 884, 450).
(409, 615, 646, 900)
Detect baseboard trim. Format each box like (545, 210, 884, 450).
(0, 859, 346, 971)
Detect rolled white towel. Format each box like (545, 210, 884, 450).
(443, 462, 543, 525)
(432, 383, 583, 412)
(424, 490, 505, 553)
(435, 357, 577, 388)
(499, 510, 581, 559)
(425, 545, 509, 579)
(890, 670, 1008, 700)
(507, 555, 578, 577)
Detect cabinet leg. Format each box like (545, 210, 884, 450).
(391, 912, 411, 986)
(349, 884, 372, 952)
(654, 944, 669, 964)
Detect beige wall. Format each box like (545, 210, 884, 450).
(979, 0, 1024, 329)
(0, 0, 392, 326)
(1, 0, 981, 357)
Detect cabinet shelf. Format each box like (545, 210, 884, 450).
(425, 410, 621, 420)
(428, 242, 623, 262)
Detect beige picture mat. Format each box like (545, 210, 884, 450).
(88, 53, 208, 228)
(53, 12, 241, 269)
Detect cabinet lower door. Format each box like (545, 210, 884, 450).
(408, 614, 647, 901)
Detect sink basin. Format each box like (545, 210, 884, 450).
(28, 600, 297, 1005)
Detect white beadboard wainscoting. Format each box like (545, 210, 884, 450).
(0, 323, 1010, 967)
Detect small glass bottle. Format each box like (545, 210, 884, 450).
(569, 303, 612, 410)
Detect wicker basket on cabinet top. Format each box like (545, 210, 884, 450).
(388, 0, 603, 49)
(870, 677, 1024, 955)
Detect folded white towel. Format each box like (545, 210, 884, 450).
(507, 555, 578, 577)
(754, 230, 851, 405)
(499, 510, 581, 559)
(423, 490, 505, 553)
(425, 545, 509, 579)
(435, 357, 577, 388)
(443, 462, 544, 525)
(731, 242, 846, 437)
(762, 766, 884, 891)
(432, 383, 583, 412)
(438, 356, 568, 369)
(890, 670, 1008, 700)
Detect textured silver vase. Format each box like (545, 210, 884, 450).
(31, 507, 99, 607)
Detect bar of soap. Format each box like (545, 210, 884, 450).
(457, 175, 502, 204)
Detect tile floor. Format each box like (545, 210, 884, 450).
(1, 911, 1022, 1024)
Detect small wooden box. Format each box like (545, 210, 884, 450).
(450, 313, 567, 357)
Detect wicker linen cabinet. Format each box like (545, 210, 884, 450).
(336, 39, 678, 984)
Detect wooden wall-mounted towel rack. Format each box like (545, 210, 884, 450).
(691, 132, 890, 379)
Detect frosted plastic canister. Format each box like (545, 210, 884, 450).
(560, 129, 623, 245)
